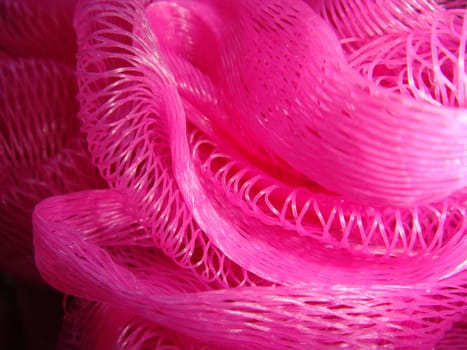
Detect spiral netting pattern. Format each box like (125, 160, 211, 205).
(0, 0, 461, 348)
(72, 0, 262, 289)
(219, 1, 467, 207)
(188, 122, 467, 285)
(32, 189, 467, 349)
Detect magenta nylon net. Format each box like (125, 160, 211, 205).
(0, 0, 77, 63)
(0, 0, 104, 284)
(0, 57, 104, 283)
(0, 0, 459, 348)
(32, 188, 465, 349)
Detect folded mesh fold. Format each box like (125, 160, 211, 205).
(0, 57, 103, 283)
(17, 0, 467, 348)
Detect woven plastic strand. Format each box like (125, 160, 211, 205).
(59, 299, 467, 350)
(308, 0, 441, 50)
(146, 0, 467, 284)
(0, 0, 77, 63)
(33, 190, 467, 349)
(186, 121, 467, 284)
(155, 0, 467, 207)
(19, 0, 467, 348)
(73, 0, 262, 289)
(57, 298, 214, 350)
(0, 57, 103, 283)
(435, 314, 467, 350)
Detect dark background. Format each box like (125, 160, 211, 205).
(0, 274, 63, 350)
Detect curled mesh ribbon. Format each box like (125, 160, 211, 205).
(1, 0, 464, 348)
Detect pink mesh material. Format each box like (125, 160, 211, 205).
(167, 0, 467, 208)
(10, 0, 465, 348)
(0, 0, 77, 63)
(0, 57, 103, 283)
(0, 0, 104, 284)
(309, 0, 443, 50)
(71, 0, 261, 289)
(435, 315, 467, 350)
(33, 190, 467, 349)
(57, 298, 213, 350)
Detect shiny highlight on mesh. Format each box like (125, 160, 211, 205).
(10, 0, 465, 348)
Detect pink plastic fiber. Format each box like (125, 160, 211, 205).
(0, 0, 465, 348)
(0, 56, 103, 282)
(0, 0, 105, 286)
(0, 0, 77, 63)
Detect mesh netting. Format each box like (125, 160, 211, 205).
(58, 299, 467, 350)
(72, 0, 262, 289)
(435, 315, 467, 350)
(0, 57, 103, 283)
(0, 0, 77, 63)
(216, 1, 467, 207)
(0, 0, 454, 348)
(57, 298, 213, 350)
(347, 9, 467, 107)
(33, 189, 466, 349)
(308, 0, 443, 50)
